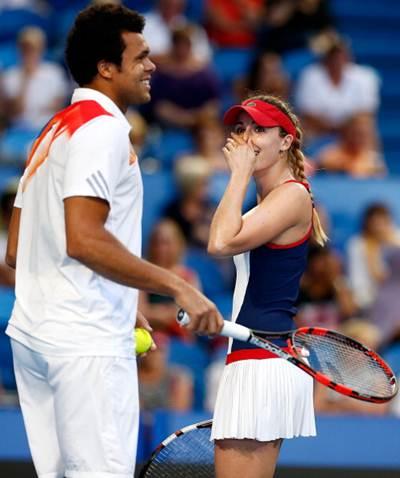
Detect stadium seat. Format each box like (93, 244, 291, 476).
(0, 127, 37, 163)
(0, 42, 19, 70)
(151, 128, 195, 168)
(167, 338, 210, 410)
(311, 177, 400, 251)
(185, 248, 226, 298)
(0, 166, 22, 194)
(212, 48, 255, 87)
(0, 287, 16, 390)
(282, 48, 317, 82)
(142, 170, 177, 245)
(0, 9, 50, 42)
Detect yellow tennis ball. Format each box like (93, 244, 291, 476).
(135, 328, 153, 355)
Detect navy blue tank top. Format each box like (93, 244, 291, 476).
(228, 181, 312, 360)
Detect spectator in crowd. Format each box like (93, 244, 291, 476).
(126, 109, 149, 156)
(295, 36, 380, 140)
(138, 332, 193, 412)
(142, 24, 220, 129)
(369, 246, 400, 346)
(296, 245, 358, 329)
(1, 26, 68, 132)
(139, 218, 201, 340)
(143, 0, 211, 63)
(257, 0, 334, 54)
(164, 154, 214, 248)
(347, 203, 400, 312)
(235, 51, 290, 102)
(314, 318, 390, 415)
(316, 113, 386, 177)
(0, 179, 17, 287)
(205, 0, 263, 48)
(192, 117, 228, 172)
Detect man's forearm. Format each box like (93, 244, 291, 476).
(67, 227, 186, 298)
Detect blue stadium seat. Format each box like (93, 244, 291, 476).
(185, 0, 205, 22)
(311, 177, 400, 252)
(0, 287, 16, 390)
(0, 127, 37, 163)
(0, 287, 15, 323)
(167, 338, 210, 410)
(185, 248, 226, 298)
(0, 9, 50, 42)
(142, 170, 177, 245)
(0, 166, 22, 193)
(212, 48, 255, 87)
(0, 42, 19, 70)
(382, 343, 400, 377)
(282, 48, 317, 82)
(209, 171, 256, 211)
(331, 0, 395, 18)
(383, 152, 400, 176)
(151, 128, 195, 168)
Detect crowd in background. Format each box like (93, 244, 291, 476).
(0, 0, 399, 417)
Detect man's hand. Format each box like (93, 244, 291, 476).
(175, 284, 224, 336)
(136, 310, 157, 354)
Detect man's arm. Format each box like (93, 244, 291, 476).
(64, 196, 223, 335)
(5, 206, 21, 269)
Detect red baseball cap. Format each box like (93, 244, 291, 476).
(223, 99, 297, 137)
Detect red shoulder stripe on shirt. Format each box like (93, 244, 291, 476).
(24, 101, 113, 189)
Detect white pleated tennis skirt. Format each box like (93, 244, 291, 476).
(211, 358, 316, 442)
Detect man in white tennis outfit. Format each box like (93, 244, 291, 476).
(5, 5, 223, 478)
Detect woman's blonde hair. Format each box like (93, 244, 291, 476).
(250, 94, 328, 246)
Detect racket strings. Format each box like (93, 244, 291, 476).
(141, 427, 214, 477)
(293, 332, 394, 397)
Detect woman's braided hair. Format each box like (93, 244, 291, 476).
(250, 94, 328, 246)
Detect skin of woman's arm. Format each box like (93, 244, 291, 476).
(208, 181, 312, 257)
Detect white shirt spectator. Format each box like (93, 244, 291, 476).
(144, 11, 212, 62)
(2, 61, 68, 130)
(295, 63, 380, 126)
(346, 236, 381, 310)
(6, 88, 143, 357)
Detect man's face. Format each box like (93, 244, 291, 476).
(113, 32, 156, 106)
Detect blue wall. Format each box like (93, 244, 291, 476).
(1, 407, 399, 470)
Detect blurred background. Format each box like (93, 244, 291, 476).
(0, 0, 399, 476)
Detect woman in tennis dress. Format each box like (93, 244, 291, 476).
(208, 94, 327, 478)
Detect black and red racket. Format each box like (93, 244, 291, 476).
(177, 310, 398, 404)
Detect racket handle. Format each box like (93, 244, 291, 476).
(177, 309, 191, 326)
(177, 309, 251, 342)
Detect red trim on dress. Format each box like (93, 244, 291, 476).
(266, 179, 313, 249)
(226, 347, 290, 364)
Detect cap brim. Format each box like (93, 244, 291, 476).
(223, 105, 279, 128)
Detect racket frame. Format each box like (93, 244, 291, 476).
(139, 420, 212, 478)
(248, 326, 398, 403)
(177, 310, 398, 403)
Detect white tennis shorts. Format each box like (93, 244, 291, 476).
(11, 339, 139, 478)
(211, 357, 316, 442)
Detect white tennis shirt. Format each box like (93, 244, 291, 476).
(6, 88, 143, 357)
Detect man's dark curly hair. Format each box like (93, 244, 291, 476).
(65, 4, 145, 86)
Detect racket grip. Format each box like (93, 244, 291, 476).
(177, 309, 191, 326)
(177, 309, 251, 342)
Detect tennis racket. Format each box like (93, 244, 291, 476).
(177, 310, 398, 404)
(139, 420, 213, 478)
